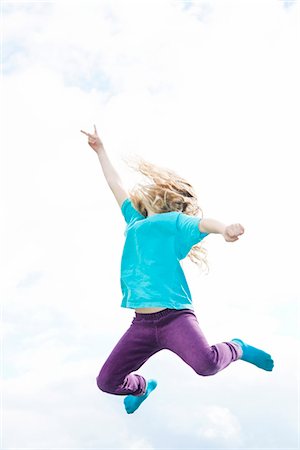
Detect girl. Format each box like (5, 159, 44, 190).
(81, 125, 274, 415)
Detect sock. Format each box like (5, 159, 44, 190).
(231, 338, 274, 371)
(124, 379, 158, 414)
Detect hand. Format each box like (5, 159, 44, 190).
(80, 124, 104, 154)
(223, 223, 245, 242)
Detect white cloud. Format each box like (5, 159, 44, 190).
(3, 369, 156, 448)
(197, 405, 242, 442)
(160, 401, 243, 445)
(2, 0, 299, 448)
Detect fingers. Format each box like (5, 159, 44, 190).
(81, 126, 98, 138)
(225, 223, 245, 242)
(237, 224, 245, 234)
(227, 227, 236, 238)
(228, 223, 244, 237)
(80, 129, 92, 137)
(237, 225, 245, 236)
(226, 235, 239, 242)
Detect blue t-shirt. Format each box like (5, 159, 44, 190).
(120, 198, 209, 310)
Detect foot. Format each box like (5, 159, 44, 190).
(124, 379, 158, 414)
(232, 338, 274, 371)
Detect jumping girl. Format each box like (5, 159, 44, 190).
(81, 124, 274, 415)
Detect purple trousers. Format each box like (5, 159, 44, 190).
(96, 308, 242, 397)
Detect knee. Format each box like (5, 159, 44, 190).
(96, 373, 105, 392)
(195, 365, 220, 377)
(194, 349, 222, 377)
(96, 370, 112, 393)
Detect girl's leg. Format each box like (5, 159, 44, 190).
(159, 309, 242, 376)
(96, 317, 161, 396)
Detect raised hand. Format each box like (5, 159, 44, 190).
(80, 124, 104, 154)
(223, 223, 245, 242)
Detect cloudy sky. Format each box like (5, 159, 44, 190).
(2, 0, 299, 448)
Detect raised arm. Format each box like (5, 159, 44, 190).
(81, 124, 128, 207)
(200, 218, 245, 242)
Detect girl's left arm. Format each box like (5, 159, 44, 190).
(200, 218, 245, 242)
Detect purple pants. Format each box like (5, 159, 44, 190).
(96, 308, 242, 397)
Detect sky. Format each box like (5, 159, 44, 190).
(1, 0, 300, 449)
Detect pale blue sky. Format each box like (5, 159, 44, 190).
(2, 0, 299, 448)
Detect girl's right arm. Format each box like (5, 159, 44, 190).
(80, 124, 128, 207)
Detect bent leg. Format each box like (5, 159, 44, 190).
(96, 319, 161, 396)
(159, 310, 242, 376)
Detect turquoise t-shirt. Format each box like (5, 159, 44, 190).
(120, 198, 209, 310)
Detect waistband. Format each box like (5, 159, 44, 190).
(134, 308, 194, 320)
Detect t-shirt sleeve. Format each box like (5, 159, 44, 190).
(121, 198, 145, 224)
(176, 213, 209, 257)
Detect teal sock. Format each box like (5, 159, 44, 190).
(124, 379, 157, 414)
(232, 338, 274, 371)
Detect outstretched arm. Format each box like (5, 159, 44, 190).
(200, 218, 245, 242)
(81, 124, 128, 207)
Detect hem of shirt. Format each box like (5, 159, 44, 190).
(121, 302, 194, 310)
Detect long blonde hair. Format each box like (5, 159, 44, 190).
(122, 154, 209, 273)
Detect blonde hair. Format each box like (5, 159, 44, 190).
(122, 154, 209, 273)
